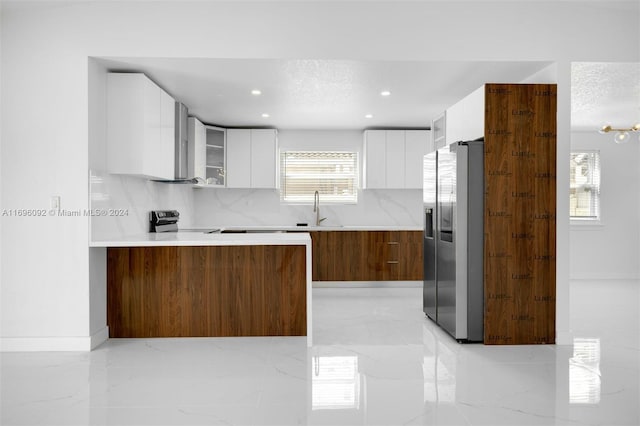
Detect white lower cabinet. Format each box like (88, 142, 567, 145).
(364, 129, 429, 189)
(226, 129, 278, 189)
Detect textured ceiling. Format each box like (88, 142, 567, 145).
(571, 62, 640, 131)
(97, 58, 550, 130)
(97, 58, 639, 131)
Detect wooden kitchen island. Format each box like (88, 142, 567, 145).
(92, 233, 312, 346)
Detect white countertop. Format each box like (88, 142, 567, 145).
(216, 225, 423, 232)
(89, 226, 421, 247)
(90, 232, 311, 247)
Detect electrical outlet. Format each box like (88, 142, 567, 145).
(50, 196, 60, 210)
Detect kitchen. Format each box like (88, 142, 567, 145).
(1, 1, 639, 425)
(89, 60, 556, 346)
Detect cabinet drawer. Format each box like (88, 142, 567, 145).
(310, 230, 423, 281)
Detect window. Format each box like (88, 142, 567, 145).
(280, 151, 359, 203)
(570, 151, 601, 220)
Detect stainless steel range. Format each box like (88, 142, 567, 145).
(149, 210, 219, 233)
(149, 210, 180, 232)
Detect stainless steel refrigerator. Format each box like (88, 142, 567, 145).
(423, 140, 484, 342)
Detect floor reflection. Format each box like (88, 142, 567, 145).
(311, 356, 361, 410)
(1, 284, 638, 425)
(569, 338, 601, 404)
(423, 325, 457, 404)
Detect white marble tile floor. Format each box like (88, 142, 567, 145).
(1, 280, 638, 425)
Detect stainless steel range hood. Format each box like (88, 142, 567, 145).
(152, 102, 201, 184)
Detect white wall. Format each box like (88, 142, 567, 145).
(2, 0, 639, 350)
(1, 5, 93, 350)
(570, 131, 640, 280)
(520, 63, 558, 84)
(194, 130, 423, 228)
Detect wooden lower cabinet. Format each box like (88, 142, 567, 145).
(398, 232, 423, 280)
(107, 245, 306, 338)
(311, 231, 423, 281)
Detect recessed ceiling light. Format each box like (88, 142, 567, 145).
(261, 113, 270, 118)
(251, 89, 262, 96)
(365, 114, 373, 119)
(380, 90, 391, 97)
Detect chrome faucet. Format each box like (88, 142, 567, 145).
(313, 190, 327, 226)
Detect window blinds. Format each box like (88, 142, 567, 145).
(281, 151, 359, 203)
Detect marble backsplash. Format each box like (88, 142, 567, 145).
(89, 169, 194, 240)
(89, 169, 423, 240)
(192, 188, 423, 228)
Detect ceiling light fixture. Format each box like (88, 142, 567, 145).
(599, 123, 640, 144)
(261, 113, 270, 118)
(380, 90, 391, 97)
(251, 89, 262, 95)
(365, 114, 373, 119)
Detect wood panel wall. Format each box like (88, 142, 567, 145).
(107, 245, 307, 338)
(484, 84, 557, 345)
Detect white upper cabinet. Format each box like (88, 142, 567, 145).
(385, 131, 405, 189)
(158, 88, 176, 179)
(204, 125, 226, 186)
(250, 129, 278, 188)
(226, 129, 252, 188)
(445, 85, 485, 144)
(226, 129, 278, 189)
(363, 130, 386, 188)
(187, 117, 206, 181)
(188, 118, 226, 186)
(404, 130, 430, 189)
(107, 73, 175, 180)
(363, 129, 429, 189)
(431, 112, 445, 151)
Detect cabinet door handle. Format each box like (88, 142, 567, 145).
(387, 241, 399, 245)
(386, 261, 399, 264)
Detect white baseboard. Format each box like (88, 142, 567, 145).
(313, 280, 422, 288)
(570, 273, 640, 281)
(0, 326, 109, 352)
(90, 326, 109, 350)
